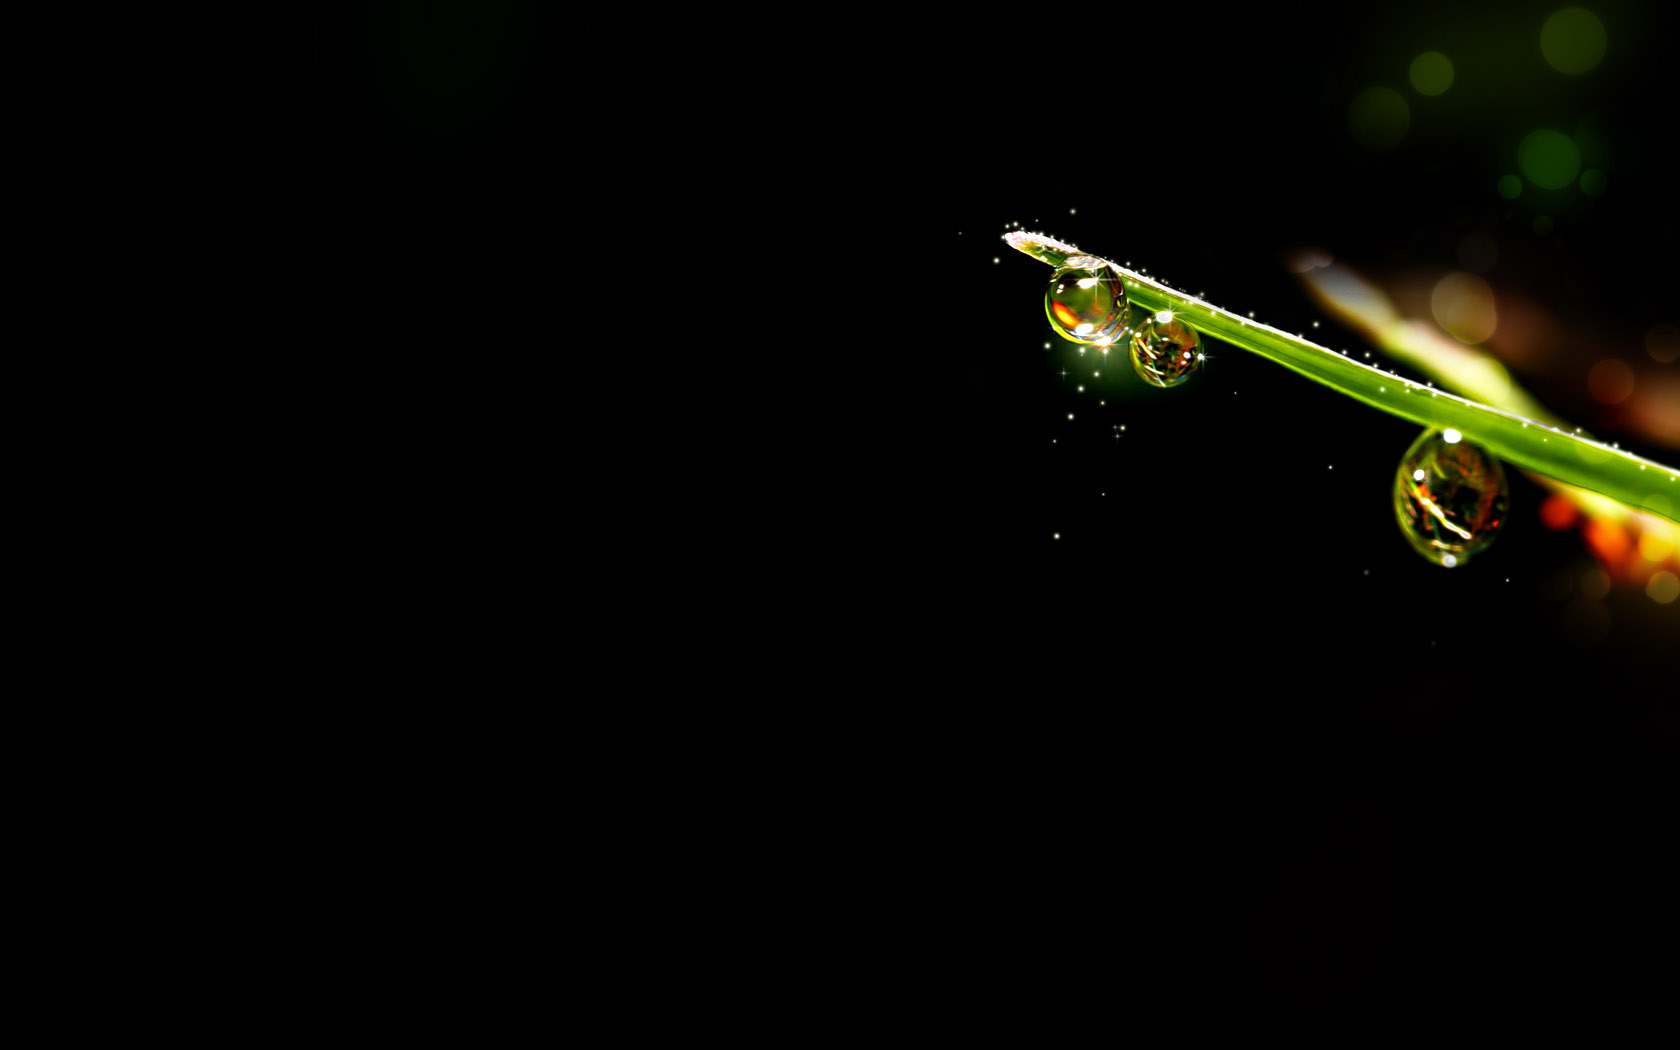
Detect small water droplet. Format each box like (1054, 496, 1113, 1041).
(1129, 314, 1202, 388)
(1393, 429, 1509, 568)
(1045, 263, 1130, 344)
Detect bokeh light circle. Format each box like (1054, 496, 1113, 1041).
(1519, 129, 1581, 189)
(1431, 273, 1498, 344)
(1587, 359, 1634, 405)
(1349, 87, 1410, 149)
(1409, 52, 1454, 95)
(1541, 8, 1607, 74)
(1646, 322, 1680, 363)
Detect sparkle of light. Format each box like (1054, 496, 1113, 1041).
(1443, 429, 1462, 443)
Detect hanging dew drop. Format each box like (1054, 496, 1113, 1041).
(1392, 429, 1508, 567)
(1045, 262, 1130, 344)
(1129, 310, 1202, 388)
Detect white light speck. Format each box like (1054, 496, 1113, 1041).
(993, 258, 999, 263)
(1155, 310, 1173, 323)
(1054, 533, 1061, 539)
(1068, 413, 1074, 420)
(1442, 555, 1458, 567)
(1443, 429, 1462, 443)
(1312, 321, 1319, 327)
(1070, 208, 1076, 214)
(1413, 469, 1426, 481)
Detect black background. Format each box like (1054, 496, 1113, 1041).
(293, 1, 1677, 1027)
(865, 3, 1679, 1022)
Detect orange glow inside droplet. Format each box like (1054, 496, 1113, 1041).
(1539, 494, 1579, 531)
(1052, 302, 1081, 329)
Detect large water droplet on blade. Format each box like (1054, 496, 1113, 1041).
(1130, 311, 1201, 388)
(1393, 429, 1508, 567)
(1046, 262, 1130, 344)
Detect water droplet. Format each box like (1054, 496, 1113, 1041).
(1129, 314, 1202, 388)
(1393, 429, 1508, 568)
(1045, 263, 1129, 344)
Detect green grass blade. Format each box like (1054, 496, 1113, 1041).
(1005, 231, 1680, 524)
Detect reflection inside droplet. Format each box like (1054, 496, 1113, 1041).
(1393, 429, 1509, 567)
(1130, 314, 1202, 389)
(1046, 263, 1129, 344)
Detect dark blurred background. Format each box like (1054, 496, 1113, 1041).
(861, 0, 1679, 1023)
(294, 0, 1677, 1029)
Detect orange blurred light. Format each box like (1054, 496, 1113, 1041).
(1587, 359, 1635, 405)
(1583, 517, 1633, 574)
(1539, 494, 1580, 531)
(1637, 531, 1674, 564)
